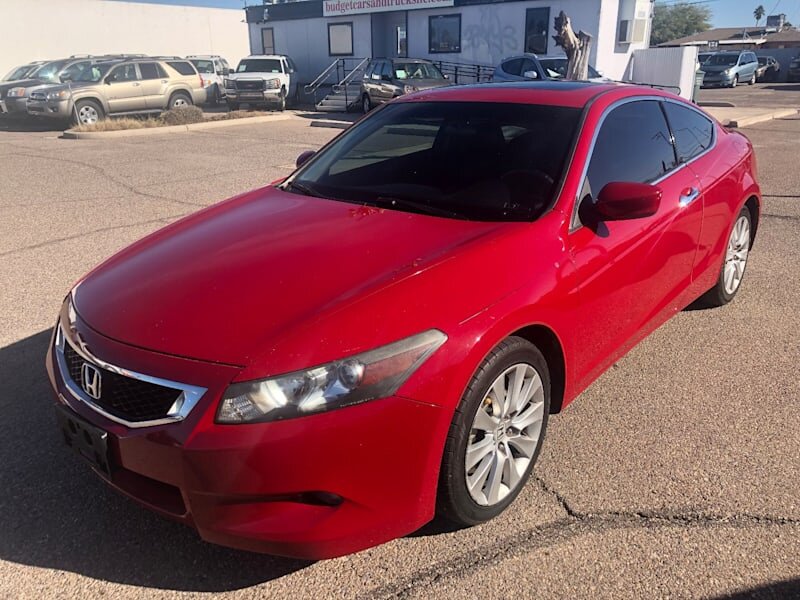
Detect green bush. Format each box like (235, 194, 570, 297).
(160, 106, 205, 126)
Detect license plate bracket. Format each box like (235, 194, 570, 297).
(56, 404, 113, 477)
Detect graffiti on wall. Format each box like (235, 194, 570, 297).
(463, 6, 520, 63)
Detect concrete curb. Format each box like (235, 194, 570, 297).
(726, 108, 798, 128)
(309, 119, 353, 129)
(62, 113, 293, 139)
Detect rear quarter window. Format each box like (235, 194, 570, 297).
(663, 102, 714, 163)
(166, 61, 197, 76)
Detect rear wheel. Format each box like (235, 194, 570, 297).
(169, 91, 192, 109)
(437, 337, 550, 526)
(696, 206, 752, 308)
(71, 99, 104, 127)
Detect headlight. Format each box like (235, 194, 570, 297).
(265, 78, 281, 90)
(217, 329, 447, 424)
(223, 78, 233, 88)
(7, 87, 26, 97)
(722, 69, 731, 76)
(403, 84, 418, 94)
(47, 90, 69, 100)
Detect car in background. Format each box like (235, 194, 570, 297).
(188, 55, 232, 105)
(701, 51, 759, 87)
(788, 56, 800, 82)
(48, 81, 759, 560)
(27, 58, 205, 126)
(0, 56, 133, 117)
(2, 61, 47, 82)
(360, 58, 451, 113)
(756, 56, 780, 82)
(698, 52, 714, 65)
(224, 55, 298, 111)
(492, 54, 607, 83)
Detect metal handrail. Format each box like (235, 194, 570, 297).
(432, 60, 495, 85)
(305, 59, 341, 94)
(332, 57, 370, 92)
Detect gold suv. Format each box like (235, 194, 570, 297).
(26, 58, 205, 125)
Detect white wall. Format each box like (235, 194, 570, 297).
(627, 46, 698, 100)
(0, 0, 249, 78)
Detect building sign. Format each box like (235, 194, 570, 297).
(323, 0, 454, 17)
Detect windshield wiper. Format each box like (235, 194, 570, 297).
(374, 196, 465, 219)
(283, 180, 320, 197)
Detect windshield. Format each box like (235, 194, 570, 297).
(393, 62, 444, 80)
(758, 57, 767, 65)
(288, 101, 581, 222)
(31, 60, 69, 83)
(236, 59, 281, 74)
(74, 63, 114, 83)
(539, 58, 601, 80)
(706, 54, 738, 66)
(3, 65, 34, 81)
(191, 59, 215, 74)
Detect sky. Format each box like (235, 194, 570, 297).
(121, 0, 800, 28)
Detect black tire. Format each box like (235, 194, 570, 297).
(362, 93, 372, 114)
(731, 74, 739, 88)
(277, 88, 286, 112)
(169, 91, 193, 109)
(696, 206, 753, 308)
(71, 99, 104, 127)
(749, 72, 756, 85)
(437, 336, 550, 526)
(209, 84, 220, 106)
(227, 101, 240, 112)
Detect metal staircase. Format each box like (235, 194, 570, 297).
(305, 58, 370, 112)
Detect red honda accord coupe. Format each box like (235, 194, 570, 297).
(47, 81, 760, 559)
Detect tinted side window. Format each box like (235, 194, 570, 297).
(587, 100, 677, 196)
(520, 58, 539, 78)
(167, 61, 197, 76)
(138, 62, 160, 80)
(663, 102, 714, 163)
(381, 62, 393, 78)
(502, 58, 524, 76)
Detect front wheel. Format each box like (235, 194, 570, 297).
(71, 99, 104, 127)
(696, 206, 752, 308)
(749, 72, 756, 85)
(362, 94, 372, 114)
(437, 337, 550, 526)
(277, 88, 286, 112)
(731, 75, 739, 88)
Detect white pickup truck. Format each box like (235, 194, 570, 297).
(224, 55, 299, 111)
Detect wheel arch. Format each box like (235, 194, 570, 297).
(507, 324, 567, 414)
(744, 195, 760, 247)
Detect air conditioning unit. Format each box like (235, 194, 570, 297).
(618, 18, 648, 44)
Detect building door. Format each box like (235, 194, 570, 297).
(371, 12, 407, 58)
(262, 28, 275, 55)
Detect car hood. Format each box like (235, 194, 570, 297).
(0, 78, 41, 97)
(73, 186, 511, 367)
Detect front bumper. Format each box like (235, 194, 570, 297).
(702, 73, 735, 87)
(226, 88, 282, 105)
(2, 96, 30, 114)
(46, 309, 447, 559)
(27, 98, 70, 119)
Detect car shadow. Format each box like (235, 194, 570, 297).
(711, 577, 800, 599)
(0, 116, 67, 133)
(763, 83, 800, 91)
(0, 330, 310, 592)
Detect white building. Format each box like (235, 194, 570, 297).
(0, 0, 249, 80)
(245, 0, 654, 83)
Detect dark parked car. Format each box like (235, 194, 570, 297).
(49, 81, 760, 560)
(360, 58, 450, 113)
(787, 57, 800, 82)
(756, 56, 780, 82)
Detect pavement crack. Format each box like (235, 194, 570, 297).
(0, 214, 188, 258)
(533, 474, 581, 518)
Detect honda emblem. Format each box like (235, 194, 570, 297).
(81, 363, 102, 400)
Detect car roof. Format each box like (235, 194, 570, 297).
(243, 55, 286, 59)
(396, 81, 675, 109)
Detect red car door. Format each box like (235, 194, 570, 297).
(567, 99, 704, 391)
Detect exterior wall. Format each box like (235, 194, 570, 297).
(249, 14, 372, 82)
(405, 1, 605, 73)
(0, 0, 249, 80)
(248, 0, 651, 83)
(627, 46, 697, 100)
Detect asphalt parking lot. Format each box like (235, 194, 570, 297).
(698, 81, 800, 108)
(1, 113, 799, 599)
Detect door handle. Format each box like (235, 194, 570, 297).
(679, 187, 700, 207)
(132, 82, 140, 87)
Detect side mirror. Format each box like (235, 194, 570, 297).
(592, 182, 661, 221)
(523, 70, 539, 80)
(296, 150, 315, 168)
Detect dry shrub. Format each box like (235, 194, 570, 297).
(159, 105, 205, 126)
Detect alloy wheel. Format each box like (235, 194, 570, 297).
(78, 105, 99, 125)
(465, 363, 545, 506)
(172, 97, 189, 108)
(723, 214, 750, 295)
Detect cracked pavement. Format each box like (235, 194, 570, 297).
(0, 114, 798, 599)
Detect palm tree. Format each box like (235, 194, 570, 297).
(754, 5, 766, 27)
